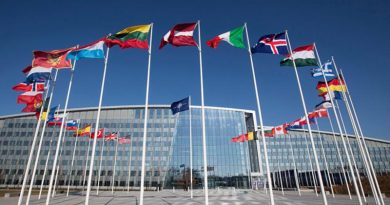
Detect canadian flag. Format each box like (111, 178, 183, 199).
(272, 124, 288, 135)
(159, 23, 198, 49)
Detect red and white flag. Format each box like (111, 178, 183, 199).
(272, 124, 288, 135)
(105, 132, 118, 141)
(90, 128, 104, 139)
(12, 82, 45, 92)
(17, 91, 43, 104)
(308, 109, 328, 119)
(159, 23, 198, 49)
(118, 137, 131, 144)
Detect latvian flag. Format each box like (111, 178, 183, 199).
(159, 23, 198, 49)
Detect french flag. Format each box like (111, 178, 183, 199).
(25, 66, 52, 84)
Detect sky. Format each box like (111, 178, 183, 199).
(0, 0, 389, 140)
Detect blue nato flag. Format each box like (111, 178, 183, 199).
(170, 97, 190, 115)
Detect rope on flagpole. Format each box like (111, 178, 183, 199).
(67, 120, 81, 196)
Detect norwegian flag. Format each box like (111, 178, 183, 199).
(251, 32, 288, 55)
(159, 23, 198, 49)
(12, 82, 45, 92)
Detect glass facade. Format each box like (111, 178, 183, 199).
(0, 105, 389, 190)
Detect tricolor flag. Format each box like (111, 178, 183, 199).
(118, 137, 131, 144)
(12, 82, 45, 92)
(159, 23, 198, 49)
(67, 40, 105, 60)
(246, 131, 258, 141)
(315, 101, 333, 110)
(25, 67, 52, 84)
(17, 91, 43, 104)
(65, 120, 78, 130)
(251, 32, 288, 55)
(317, 78, 346, 96)
(311, 60, 336, 79)
(105, 24, 151, 49)
(308, 109, 328, 119)
(206, 26, 245, 49)
(287, 120, 303, 130)
(170, 97, 190, 115)
(90, 128, 104, 139)
(32, 47, 75, 69)
(280, 44, 318, 67)
(74, 125, 92, 137)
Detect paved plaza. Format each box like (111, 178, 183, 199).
(1, 189, 388, 205)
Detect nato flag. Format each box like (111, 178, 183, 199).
(170, 97, 190, 115)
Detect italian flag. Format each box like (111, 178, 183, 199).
(206, 26, 245, 49)
(280, 44, 318, 67)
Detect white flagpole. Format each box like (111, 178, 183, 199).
(82, 132, 92, 192)
(18, 68, 58, 205)
(53, 126, 68, 197)
(24, 69, 59, 205)
(336, 63, 384, 204)
(67, 120, 81, 196)
(85, 46, 110, 205)
(127, 137, 133, 192)
(45, 57, 78, 205)
(189, 96, 193, 199)
(303, 130, 318, 196)
(96, 130, 106, 194)
(139, 23, 153, 205)
(285, 32, 327, 204)
(287, 134, 301, 196)
(315, 120, 335, 198)
(112, 133, 119, 193)
(313, 43, 362, 205)
(196, 20, 210, 205)
(334, 99, 367, 202)
(244, 23, 274, 205)
(277, 159, 284, 195)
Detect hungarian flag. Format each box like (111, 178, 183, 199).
(317, 78, 346, 96)
(206, 26, 245, 49)
(280, 44, 318, 67)
(118, 137, 131, 144)
(272, 124, 288, 135)
(12, 82, 45, 92)
(308, 109, 329, 119)
(32, 47, 75, 69)
(159, 23, 198, 49)
(17, 91, 43, 104)
(74, 125, 92, 137)
(105, 24, 151, 49)
(90, 128, 104, 139)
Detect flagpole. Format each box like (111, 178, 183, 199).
(314, 44, 363, 204)
(303, 130, 319, 196)
(189, 96, 193, 199)
(23, 69, 59, 205)
(251, 111, 264, 192)
(112, 133, 119, 193)
(96, 130, 106, 194)
(285, 32, 327, 204)
(17, 68, 57, 205)
(38, 123, 56, 199)
(127, 136, 133, 192)
(314, 120, 335, 198)
(53, 126, 68, 197)
(244, 23, 274, 205)
(287, 134, 301, 196)
(85, 46, 110, 204)
(277, 158, 284, 195)
(139, 23, 153, 205)
(334, 99, 367, 202)
(83, 132, 92, 192)
(67, 120, 81, 196)
(335, 62, 384, 204)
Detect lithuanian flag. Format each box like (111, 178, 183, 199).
(105, 24, 151, 49)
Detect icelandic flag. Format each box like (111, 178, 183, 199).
(170, 97, 190, 115)
(311, 60, 336, 79)
(251, 32, 288, 55)
(67, 40, 105, 60)
(25, 67, 52, 84)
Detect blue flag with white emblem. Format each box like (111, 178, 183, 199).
(170, 97, 190, 115)
(311, 60, 336, 79)
(251, 32, 288, 55)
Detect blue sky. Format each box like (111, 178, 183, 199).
(0, 0, 389, 140)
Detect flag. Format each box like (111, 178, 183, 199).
(90, 128, 104, 139)
(41, 106, 58, 121)
(32, 47, 75, 69)
(65, 120, 78, 130)
(118, 137, 131, 144)
(231, 133, 247, 143)
(22, 65, 32, 75)
(263, 128, 274, 137)
(170, 97, 190, 115)
(25, 67, 52, 84)
(280, 44, 318, 67)
(315, 101, 333, 110)
(250, 32, 288, 55)
(286, 120, 303, 130)
(322, 90, 342, 101)
(317, 78, 346, 96)
(74, 125, 92, 137)
(246, 131, 258, 141)
(67, 40, 105, 60)
(206, 26, 245, 49)
(159, 23, 198, 49)
(21, 97, 43, 113)
(308, 109, 329, 119)
(12, 82, 45, 92)
(311, 60, 336, 78)
(105, 132, 118, 141)
(17, 91, 43, 104)
(105, 24, 151, 49)
(272, 124, 287, 135)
